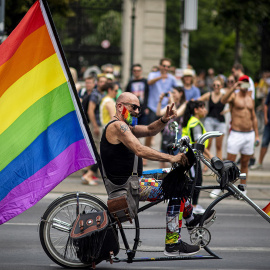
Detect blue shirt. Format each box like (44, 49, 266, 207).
(89, 88, 104, 126)
(184, 85, 201, 101)
(147, 71, 177, 112)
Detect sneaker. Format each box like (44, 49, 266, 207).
(250, 163, 262, 170)
(164, 240, 200, 257)
(193, 204, 205, 214)
(186, 209, 216, 234)
(209, 189, 221, 199)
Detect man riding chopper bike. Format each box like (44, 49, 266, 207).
(100, 92, 215, 256)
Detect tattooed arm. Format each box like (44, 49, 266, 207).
(105, 120, 188, 165)
(132, 103, 177, 138)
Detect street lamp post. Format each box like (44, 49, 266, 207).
(180, 0, 198, 69)
(130, 0, 137, 79)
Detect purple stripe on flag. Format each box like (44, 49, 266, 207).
(0, 139, 95, 224)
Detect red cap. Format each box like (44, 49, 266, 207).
(239, 75, 249, 82)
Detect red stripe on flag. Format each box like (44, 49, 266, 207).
(0, 1, 45, 67)
(262, 203, 270, 215)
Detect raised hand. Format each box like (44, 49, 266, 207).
(162, 103, 177, 122)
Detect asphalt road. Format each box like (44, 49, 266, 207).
(0, 193, 269, 270)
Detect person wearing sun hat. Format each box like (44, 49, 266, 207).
(220, 75, 260, 196)
(182, 69, 201, 101)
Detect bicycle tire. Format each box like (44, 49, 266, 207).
(39, 192, 107, 268)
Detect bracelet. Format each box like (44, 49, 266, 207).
(160, 117, 168, 124)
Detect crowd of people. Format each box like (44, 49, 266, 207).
(72, 59, 269, 195)
(70, 58, 270, 256)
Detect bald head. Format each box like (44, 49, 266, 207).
(116, 92, 139, 105)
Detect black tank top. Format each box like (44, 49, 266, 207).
(207, 93, 225, 122)
(100, 120, 143, 185)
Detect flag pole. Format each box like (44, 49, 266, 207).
(40, 0, 104, 178)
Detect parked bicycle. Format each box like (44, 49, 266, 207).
(39, 123, 270, 269)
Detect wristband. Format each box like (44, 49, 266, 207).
(160, 117, 168, 124)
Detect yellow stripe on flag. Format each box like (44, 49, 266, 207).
(0, 54, 66, 134)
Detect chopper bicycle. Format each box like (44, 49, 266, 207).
(39, 123, 270, 269)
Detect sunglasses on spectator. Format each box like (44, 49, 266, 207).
(133, 69, 141, 72)
(121, 102, 141, 112)
(162, 65, 171, 68)
(105, 71, 113, 74)
(213, 84, 221, 87)
(228, 80, 235, 83)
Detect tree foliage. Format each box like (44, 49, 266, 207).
(5, 0, 75, 35)
(165, 0, 270, 79)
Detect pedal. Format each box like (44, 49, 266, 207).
(203, 211, 216, 229)
(190, 227, 211, 247)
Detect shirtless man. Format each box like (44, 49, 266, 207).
(221, 75, 260, 193)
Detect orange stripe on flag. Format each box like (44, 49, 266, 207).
(0, 25, 55, 98)
(0, 1, 45, 67)
(262, 203, 270, 216)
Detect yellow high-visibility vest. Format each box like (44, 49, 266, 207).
(182, 116, 209, 148)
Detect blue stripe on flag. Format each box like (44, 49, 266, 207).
(0, 111, 84, 201)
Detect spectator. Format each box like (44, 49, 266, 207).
(151, 65, 159, 72)
(70, 67, 81, 93)
(199, 78, 226, 160)
(156, 87, 187, 168)
(219, 75, 260, 196)
(231, 63, 256, 166)
(126, 64, 149, 125)
(146, 58, 177, 165)
(88, 74, 107, 140)
(81, 75, 107, 186)
(231, 63, 255, 100)
(182, 69, 201, 101)
(99, 82, 118, 128)
(81, 76, 96, 123)
(182, 101, 212, 213)
(102, 63, 122, 99)
(195, 70, 206, 95)
(205, 68, 215, 92)
(251, 89, 270, 170)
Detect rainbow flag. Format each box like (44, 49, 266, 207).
(0, 0, 97, 224)
(262, 203, 270, 216)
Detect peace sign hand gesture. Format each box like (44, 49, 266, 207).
(161, 103, 177, 123)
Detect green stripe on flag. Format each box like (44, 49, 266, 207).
(0, 82, 75, 171)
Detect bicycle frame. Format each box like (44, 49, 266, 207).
(39, 130, 270, 267)
(110, 131, 270, 264)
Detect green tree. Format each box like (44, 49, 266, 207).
(214, 0, 270, 75)
(5, 0, 75, 35)
(165, 0, 270, 78)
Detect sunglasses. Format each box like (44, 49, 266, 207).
(121, 102, 141, 112)
(133, 69, 141, 72)
(162, 65, 171, 68)
(104, 71, 113, 74)
(228, 80, 235, 83)
(213, 84, 221, 87)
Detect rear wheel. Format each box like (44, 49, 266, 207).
(39, 193, 107, 268)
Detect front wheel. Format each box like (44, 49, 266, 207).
(39, 192, 107, 268)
